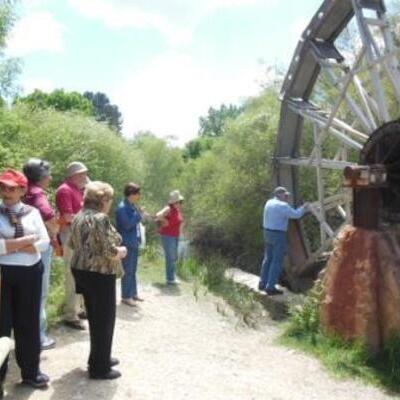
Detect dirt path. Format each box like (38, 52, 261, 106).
(5, 281, 398, 399)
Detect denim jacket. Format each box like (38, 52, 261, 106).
(115, 199, 142, 247)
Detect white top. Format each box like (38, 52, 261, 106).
(0, 202, 50, 266)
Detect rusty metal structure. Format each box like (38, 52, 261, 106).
(275, 0, 400, 285)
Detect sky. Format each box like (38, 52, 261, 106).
(6, 0, 324, 144)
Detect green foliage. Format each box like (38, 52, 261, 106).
(130, 131, 184, 213)
(177, 257, 265, 327)
(0, 0, 20, 99)
(183, 136, 214, 160)
(283, 283, 400, 392)
(199, 103, 244, 138)
(179, 89, 280, 271)
(15, 89, 94, 115)
(84, 91, 123, 133)
(0, 105, 182, 232)
(46, 258, 66, 326)
(285, 281, 322, 343)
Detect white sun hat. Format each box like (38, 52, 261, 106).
(168, 190, 184, 204)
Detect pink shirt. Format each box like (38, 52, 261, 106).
(56, 181, 83, 216)
(23, 183, 55, 222)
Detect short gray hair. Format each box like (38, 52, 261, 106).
(84, 181, 114, 210)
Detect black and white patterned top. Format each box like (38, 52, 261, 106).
(68, 208, 122, 275)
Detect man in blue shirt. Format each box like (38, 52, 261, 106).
(259, 186, 308, 295)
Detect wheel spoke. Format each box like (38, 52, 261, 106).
(274, 0, 400, 275)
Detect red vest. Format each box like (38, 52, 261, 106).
(159, 205, 183, 237)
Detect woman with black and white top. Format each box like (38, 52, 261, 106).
(0, 169, 50, 392)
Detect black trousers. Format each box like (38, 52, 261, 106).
(72, 269, 116, 375)
(0, 262, 43, 381)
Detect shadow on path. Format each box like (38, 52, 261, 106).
(116, 303, 144, 322)
(49, 367, 118, 400)
(152, 282, 181, 296)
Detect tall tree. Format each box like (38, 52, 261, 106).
(15, 89, 94, 115)
(83, 91, 123, 134)
(0, 0, 21, 100)
(199, 103, 243, 138)
(183, 103, 244, 160)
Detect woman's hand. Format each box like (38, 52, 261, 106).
(45, 217, 60, 238)
(18, 234, 38, 246)
(116, 246, 127, 260)
(4, 234, 38, 254)
(20, 244, 38, 254)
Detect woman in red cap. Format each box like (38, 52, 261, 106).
(0, 169, 50, 393)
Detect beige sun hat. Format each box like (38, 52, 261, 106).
(168, 190, 184, 204)
(66, 161, 88, 177)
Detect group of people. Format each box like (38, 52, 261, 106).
(0, 159, 184, 393)
(0, 152, 309, 393)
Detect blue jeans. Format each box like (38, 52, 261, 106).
(259, 229, 287, 290)
(40, 244, 53, 343)
(161, 235, 179, 282)
(121, 245, 139, 299)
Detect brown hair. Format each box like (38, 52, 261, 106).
(124, 182, 141, 197)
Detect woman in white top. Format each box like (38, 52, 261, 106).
(0, 169, 50, 393)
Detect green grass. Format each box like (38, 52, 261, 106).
(46, 257, 67, 327)
(177, 256, 266, 327)
(138, 244, 165, 284)
(282, 282, 400, 393)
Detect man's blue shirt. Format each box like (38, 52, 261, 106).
(263, 197, 305, 232)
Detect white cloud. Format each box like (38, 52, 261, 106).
(112, 51, 263, 145)
(6, 12, 65, 56)
(68, 0, 274, 46)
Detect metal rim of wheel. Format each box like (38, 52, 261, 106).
(275, 0, 400, 278)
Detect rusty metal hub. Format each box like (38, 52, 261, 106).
(360, 120, 400, 224)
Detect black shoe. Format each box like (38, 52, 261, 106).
(110, 357, 119, 367)
(89, 369, 121, 380)
(22, 372, 49, 388)
(258, 282, 265, 291)
(78, 311, 87, 320)
(0, 383, 3, 398)
(63, 319, 85, 330)
(265, 288, 284, 296)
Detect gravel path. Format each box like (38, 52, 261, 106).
(5, 281, 399, 399)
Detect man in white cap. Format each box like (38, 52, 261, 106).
(56, 162, 89, 329)
(258, 186, 308, 295)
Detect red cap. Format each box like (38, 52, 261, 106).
(0, 169, 28, 188)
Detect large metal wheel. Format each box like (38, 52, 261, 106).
(275, 0, 400, 284)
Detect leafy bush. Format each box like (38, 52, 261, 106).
(179, 89, 280, 272)
(285, 280, 322, 343)
(178, 257, 265, 327)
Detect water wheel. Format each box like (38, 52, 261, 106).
(275, 0, 400, 290)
